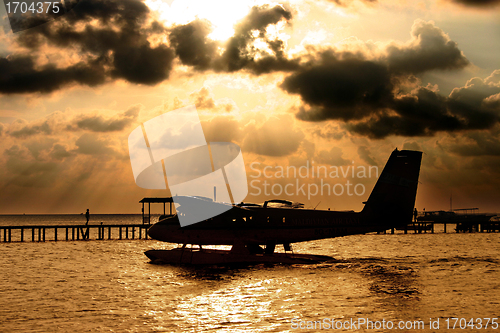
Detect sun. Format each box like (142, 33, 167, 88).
(146, 0, 258, 41)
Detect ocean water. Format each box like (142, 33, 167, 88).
(1, 215, 499, 332)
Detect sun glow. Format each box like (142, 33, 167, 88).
(145, 0, 257, 41)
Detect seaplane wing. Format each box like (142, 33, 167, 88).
(146, 148, 423, 263)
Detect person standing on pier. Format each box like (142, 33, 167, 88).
(83, 209, 90, 240)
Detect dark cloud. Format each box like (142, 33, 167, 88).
(445, 71, 500, 128)
(169, 4, 299, 75)
(326, 0, 500, 8)
(348, 86, 466, 138)
(216, 4, 299, 74)
(0, 55, 106, 94)
(484, 93, 500, 109)
(4, 2, 297, 94)
(386, 20, 469, 74)
(451, 0, 500, 7)
(4, 0, 173, 93)
(283, 21, 469, 123)
(283, 51, 394, 122)
(169, 19, 218, 71)
(345, 82, 499, 139)
(111, 44, 175, 84)
(280, 20, 500, 138)
(324, 0, 377, 7)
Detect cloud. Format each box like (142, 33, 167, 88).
(311, 124, 346, 140)
(201, 116, 242, 142)
(448, 131, 500, 157)
(74, 133, 119, 156)
(402, 141, 422, 151)
(50, 143, 74, 160)
(3, 144, 60, 188)
(111, 44, 175, 84)
(216, 4, 299, 74)
(357, 146, 377, 165)
(190, 88, 216, 110)
(8, 113, 62, 138)
(447, 70, 500, 128)
(6, 106, 141, 139)
(189, 88, 233, 112)
(70, 105, 141, 132)
(315, 147, 350, 166)
(242, 116, 304, 156)
(346, 86, 470, 138)
(280, 21, 500, 138)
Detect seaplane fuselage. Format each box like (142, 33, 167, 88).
(147, 149, 423, 251)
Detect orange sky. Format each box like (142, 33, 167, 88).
(0, 0, 499, 214)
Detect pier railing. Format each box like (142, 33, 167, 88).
(0, 224, 150, 242)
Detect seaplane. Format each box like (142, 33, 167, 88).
(145, 148, 422, 265)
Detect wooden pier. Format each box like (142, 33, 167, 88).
(0, 224, 151, 242)
(0, 197, 177, 243)
(381, 220, 500, 234)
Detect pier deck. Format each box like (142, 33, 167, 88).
(0, 224, 151, 242)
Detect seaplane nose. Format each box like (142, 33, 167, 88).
(147, 223, 164, 241)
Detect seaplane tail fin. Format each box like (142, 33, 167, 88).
(361, 149, 422, 227)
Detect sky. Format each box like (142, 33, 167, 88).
(0, 0, 499, 214)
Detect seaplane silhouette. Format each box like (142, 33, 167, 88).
(145, 148, 422, 264)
